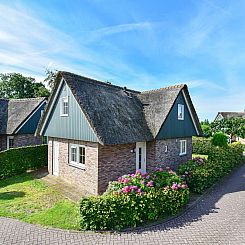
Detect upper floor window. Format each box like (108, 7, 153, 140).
(178, 104, 184, 120)
(60, 97, 68, 116)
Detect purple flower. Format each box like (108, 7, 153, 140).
(146, 175, 150, 179)
(141, 180, 145, 184)
(137, 188, 142, 193)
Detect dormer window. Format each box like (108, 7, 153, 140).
(178, 104, 184, 120)
(60, 97, 69, 116)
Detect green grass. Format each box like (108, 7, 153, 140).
(192, 154, 208, 159)
(0, 173, 80, 230)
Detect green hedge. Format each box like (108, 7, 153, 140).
(192, 136, 213, 155)
(177, 142, 244, 193)
(0, 144, 48, 179)
(80, 168, 189, 230)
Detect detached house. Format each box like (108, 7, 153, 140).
(0, 97, 47, 151)
(37, 71, 202, 195)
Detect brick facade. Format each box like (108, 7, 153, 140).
(147, 137, 192, 171)
(98, 143, 136, 194)
(48, 137, 99, 195)
(48, 137, 192, 196)
(0, 134, 42, 151)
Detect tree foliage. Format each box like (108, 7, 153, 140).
(0, 73, 50, 99)
(211, 118, 245, 139)
(43, 68, 58, 90)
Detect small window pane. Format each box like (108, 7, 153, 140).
(178, 104, 184, 120)
(138, 147, 142, 169)
(9, 139, 14, 148)
(71, 147, 77, 162)
(79, 147, 85, 165)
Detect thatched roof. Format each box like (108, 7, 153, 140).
(0, 97, 46, 134)
(38, 71, 201, 145)
(218, 112, 245, 119)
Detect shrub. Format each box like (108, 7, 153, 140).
(0, 144, 48, 179)
(211, 132, 228, 147)
(192, 137, 213, 155)
(80, 167, 189, 230)
(177, 143, 244, 193)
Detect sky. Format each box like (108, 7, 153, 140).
(0, 0, 245, 121)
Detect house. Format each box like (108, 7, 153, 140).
(0, 97, 47, 151)
(214, 111, 245, 144)
(37, 71, 202, 195)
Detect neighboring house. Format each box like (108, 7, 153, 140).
(214, 111, 245, 144)
(0, 97, 47, 151)
(37, 71, 202, 195)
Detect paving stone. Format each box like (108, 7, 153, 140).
(1, 164, 245, 244)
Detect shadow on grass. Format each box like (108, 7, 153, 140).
(0, 191, 25, 200)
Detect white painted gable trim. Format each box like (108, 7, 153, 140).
(181, 90, 200, 135)
(15, 100, 46, 134)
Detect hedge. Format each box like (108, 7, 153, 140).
(80, 168, 189, 230)
(0, 144, 48, 179)
(192, 136, 213, 155)
(177, 142, 244, 193)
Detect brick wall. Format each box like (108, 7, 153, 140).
(0, 135, 7, 151)
(13, 134, 42, 148)
(98, 143, 136, 194)
(147, 137, 192, 172)
(48, 137, 99, 195)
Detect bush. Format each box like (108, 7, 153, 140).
(177, 143, 244, 193)
(80, 168, 189, 230)
(0, 144, 48, 179)
(192, 137, 213, 155)
(211, 132, 228, 147)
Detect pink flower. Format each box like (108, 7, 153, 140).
(159, 167, 163, 172)
(146, 180, 154, 187)
(166, 166, 170, 170)
(135, 170, 142, 175)
(123, 178, 130, 184)
(172, 183, 179, 190)
(141, 180, 145, 184)
(146, 175, 150, 179)
(123, 186, 131, 193)
(137, 188, 142, 193)
(169, 170, 174, 174)
(118, 177, 123, 182)
(181, 184, 187, 189)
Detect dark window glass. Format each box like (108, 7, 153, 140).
(79, 147, 85, 165)
(139, 147, 142, 169)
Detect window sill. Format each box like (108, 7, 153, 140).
(60, 114, 69, 117)
(69, 162, 85, 170)
(179, 153, 187, 156)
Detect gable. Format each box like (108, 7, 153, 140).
(156, 91, 197, 139)
(16, 102, 46, 134)
(42, 80, 98, 142)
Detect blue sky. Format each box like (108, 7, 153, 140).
(0, 0, 245, 120)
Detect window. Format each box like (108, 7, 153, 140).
(138, 147, 142, 169)
(180, 140, 187, 155)
(7, 136, 14, 149)
(69, 144, 86, 168)
(178, 104, 184, 120)
(60, 97, 68, 116)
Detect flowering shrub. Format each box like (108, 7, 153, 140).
(177, 142, 244, 193)
(192, 137, 213, 155)
(80, 167, 189, 230)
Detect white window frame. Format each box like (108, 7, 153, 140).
(7, 136, 14, 149)
(60, 97, 69, 116)
(69, 144, 86, 169)
(179, 140, 187, 156)
(178, 104, 184, 120)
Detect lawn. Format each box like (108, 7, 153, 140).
(0, 173, 80, 230)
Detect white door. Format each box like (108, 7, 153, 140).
(136, 142, 146, 174)
(53, 141, 59, 176)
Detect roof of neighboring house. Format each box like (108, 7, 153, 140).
(215, 112, 245, 120)
(38, 71, 202, 145)
(0, 97, 46, 135)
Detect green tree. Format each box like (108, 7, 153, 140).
(43, 68, 58, 90)
(211, 118, 245, 141)
(0, 73, 50, 99)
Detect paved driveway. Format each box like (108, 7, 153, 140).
(1, 164, 245, 245)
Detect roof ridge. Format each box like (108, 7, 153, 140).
(60, 71, 140, 94)
(141, 84, 186, 94)
(6, 97, 46, 101)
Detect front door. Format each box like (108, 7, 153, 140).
(136, 142, 146, 174)
(53, 141, 59, 176)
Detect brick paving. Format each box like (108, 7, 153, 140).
(1, 164, 245, 245)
